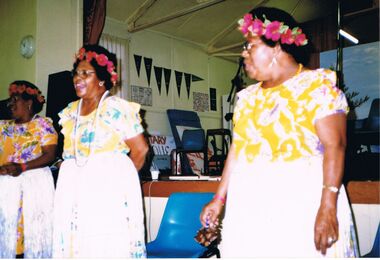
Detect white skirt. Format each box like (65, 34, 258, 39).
(52, 153, 146, 258)
(220, 156, 359, 258)
(0, 167, 55, 258)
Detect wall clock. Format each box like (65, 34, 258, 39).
(20, 35, 35, 59)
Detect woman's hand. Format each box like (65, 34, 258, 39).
(314, 113, 346, 255)
(314, 204, 338, 255)
(0, 163, 23, 177)
(0, 166, 7, 175)
(200, 198, 224, 229)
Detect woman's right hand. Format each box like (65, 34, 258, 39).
(0, 163, 22, 177)
(200, 198, 224, 229)
(0, 166, 7, 175)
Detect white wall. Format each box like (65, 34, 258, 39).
(103, 19, 238, 136)
(36, 0, 83, 115)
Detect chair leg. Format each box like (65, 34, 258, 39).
(199, 247, 220, 258)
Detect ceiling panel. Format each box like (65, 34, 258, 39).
(106, 0, 379, 61)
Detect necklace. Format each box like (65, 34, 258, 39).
(74, 90, 109, 167)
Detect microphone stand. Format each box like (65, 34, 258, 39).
(227, 57, 244, 103)
(225, 57, 244, 123)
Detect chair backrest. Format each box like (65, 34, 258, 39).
(167, 109, 203, 148)
(155, 192, 214, 250)
(207, 129, 231, 156)
(365, 98, 380, 131)
(364, 223, 380, 257)
(368, 98, 379, 118)
(182, 129, 205, 150)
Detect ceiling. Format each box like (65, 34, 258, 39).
(106, 0, 379, 62)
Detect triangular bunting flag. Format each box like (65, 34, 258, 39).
(143, 57, 153, 86)
(191, 74, 204, 82)
(164, 68, 171, 96)
(133, 54, 142, 77)
(154, 66, 163, 95)
(184, 73, 191, 99)
(174, 70, 183, 97)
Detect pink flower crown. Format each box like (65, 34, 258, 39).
(8, 84, 45, 104)
(238, 13, 308, 46)
(75, 48, 118, 85)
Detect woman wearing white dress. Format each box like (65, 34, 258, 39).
(53, 45, 149, 258)
(0, 81, 57, 258)
(200, 7, 359, 258)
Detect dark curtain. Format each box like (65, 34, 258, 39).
(302, 15, 338, 69)
(83, 0, 106, 45)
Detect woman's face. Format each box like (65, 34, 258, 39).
(241, 36, 275, 81)
(73, 60, 105, 100)
(8, 95, 31, 120)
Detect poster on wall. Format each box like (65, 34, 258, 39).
(210, 88, 217, 111)
(149, 135, 175, 171)
(193, 92, 209, 112)
(320, 41, 379, 119)
(131, 85, 152, 106)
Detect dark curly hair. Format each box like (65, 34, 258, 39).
(10, 80, 44, 114)
(249, 7, 312, 66)
(73, 44, 118, 90)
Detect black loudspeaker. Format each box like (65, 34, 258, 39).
(46, 70, 78, 158)
(0, 98, 11, 120)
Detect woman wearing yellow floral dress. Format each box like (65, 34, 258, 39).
(0, 81, 57, 258)
(200, 7, 359, 257)
(53, 45, 149, 258)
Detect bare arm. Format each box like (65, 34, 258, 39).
(314, 113, 347, 255)
(125, 133, 149, 171)
(0, 144, 57, 177)
(200, 143, 237, 228)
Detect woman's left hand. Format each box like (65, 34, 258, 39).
(0, 163, 23, 177)
(314, 113, 346, 255)
(314, 205, 338, 255)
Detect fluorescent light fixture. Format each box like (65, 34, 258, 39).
(339, 29, 359, 44)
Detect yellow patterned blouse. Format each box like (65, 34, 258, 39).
(59, 96, 144, 160)
(0, 115, 58, 166)
(0, 115, 57, 255)
(233, 67, 349, 163)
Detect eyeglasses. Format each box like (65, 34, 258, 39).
(72, 70, 96, 78)
(243, 42, 253, 51)
(6, 96, 19, 107)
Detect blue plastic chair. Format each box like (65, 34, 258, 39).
(363, 223, 380, 257)
(146, 192, 220, 258)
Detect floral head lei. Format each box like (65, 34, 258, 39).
(8, 84, 45, 104)
(238, 13, 308, 46)
(75, 48, 118, 85)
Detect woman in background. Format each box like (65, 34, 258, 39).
(53, 45, 148, 258)
(200, 7, 359, 258)
(0, 81, 57, 258)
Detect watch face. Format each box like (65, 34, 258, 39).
(20, 35, 35, 58)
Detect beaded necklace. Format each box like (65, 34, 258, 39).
(74, 90, 109, 167)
